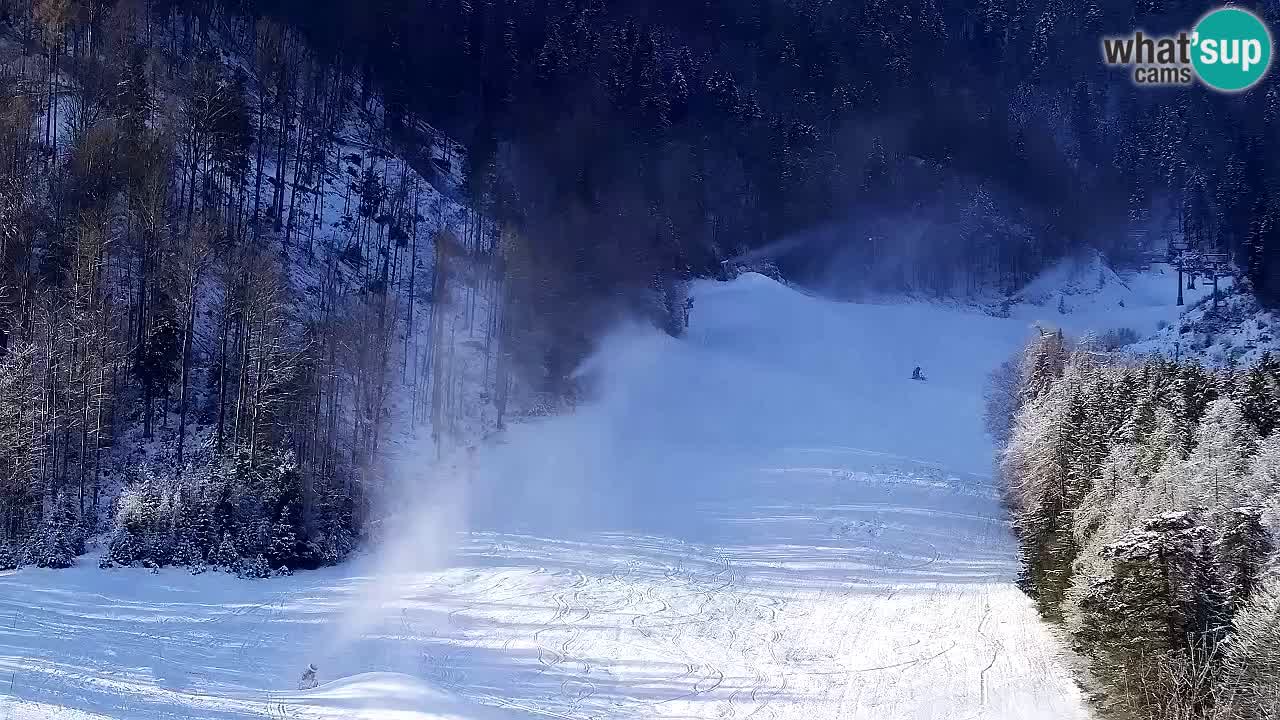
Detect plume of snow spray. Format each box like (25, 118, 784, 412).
(327, 448, 472, 653)
(720, 231, 816, 270)
(321, 319, 678, 666)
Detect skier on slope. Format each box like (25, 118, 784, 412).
(298, 663, 319, 690)
(912, 366, 926, 381)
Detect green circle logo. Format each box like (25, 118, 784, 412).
(1192, 7, 1272, 92)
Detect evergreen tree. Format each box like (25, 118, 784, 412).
(173, 532, 204, 568)
(0, 542, 18, 571)
(239, 554, 270, 579)
(1078, 511, 1230, 717)
(1236, 362, 1280, 438)
(212, 532, 240, 571)
(109, 528, 142, 567)
(29, 504, 83, 569)
(1213, 507, 1272, 612)
(268, 506, 299, 569)
(31, 522, 78, 569)
(1174, 362, 1219, 454)
(1002, 371, 1083, 613)
(186, 499, 217, 559)
(1019, 327, 1067, 404)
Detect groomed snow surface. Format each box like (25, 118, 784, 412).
(3, 265, 1209, 720)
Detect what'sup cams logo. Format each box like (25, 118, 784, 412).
(1102, 7, 1273, 91)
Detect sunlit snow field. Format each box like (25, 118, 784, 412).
(3, 263, 1207, 720)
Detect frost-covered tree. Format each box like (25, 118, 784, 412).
(1065, 443, 1148, 633)
(1213, 508, 1272, 613)
(1242, 433, 1280, 517)
(1002, 375, 1084, 612)
(1174, 362, 1220, 455)
(1077, 511, 1230, 718)
(999, 336, 1280, 716)
(1064, 359, 1113, 501)
(1135, 406, 1183, 484)
(1147, 397, 1258, 513)
(1223, 581, 1280, 720)
(1019, 327, 1067, 405)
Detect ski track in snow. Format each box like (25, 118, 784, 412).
(0, 272, 1125, 720)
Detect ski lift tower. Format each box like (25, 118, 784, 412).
(1169, 234, 1233, 311)
(1168, 237, 1190, 306)
(1204, 250, 1232, 312)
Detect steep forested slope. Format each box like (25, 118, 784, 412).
(0, 0, 516, 571)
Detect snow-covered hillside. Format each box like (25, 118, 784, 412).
(1128, 282, 1280, 366)
(2, 269, 1114, 720)
(1002, 251, 1219, 338)
(1008, 250, 1280, 366)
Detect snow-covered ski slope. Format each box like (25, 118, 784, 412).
(6, 263, 1213, 720)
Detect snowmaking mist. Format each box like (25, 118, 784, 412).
(326, 450, 471, 654)
(466, 321, 702, 539)
(326, 319, 686, 652)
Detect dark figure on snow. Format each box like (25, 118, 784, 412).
(912, 366, 924, 381)
(298, 663, 319, 690)
(684, 296, 695, 328)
